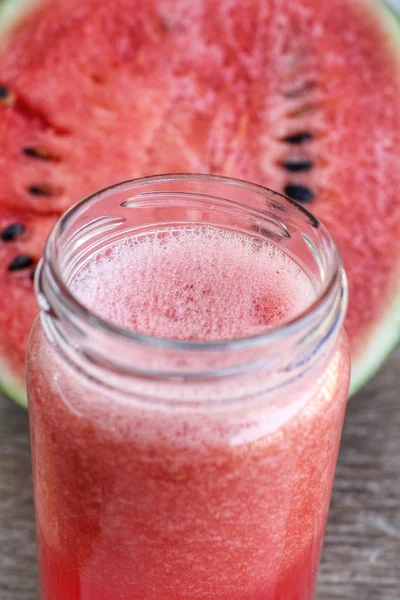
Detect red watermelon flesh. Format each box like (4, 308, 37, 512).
(0, 0, 400, 406)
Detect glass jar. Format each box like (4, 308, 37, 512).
(27, 174, 350, 600)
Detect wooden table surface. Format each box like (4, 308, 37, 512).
(0, 348, 399, 600)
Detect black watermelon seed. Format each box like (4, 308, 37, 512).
(1, 223, 26, 242)
(0, 84, 15, 106)
(283, 159, 313, 172)
(23, 147, 52, 160)
(28, 185, 53, 196)
(284, 184, 314, 203)
(8, 254, 34, 271)
(283, 132, 313, 145)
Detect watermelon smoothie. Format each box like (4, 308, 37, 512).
(27, 175, 350, 600)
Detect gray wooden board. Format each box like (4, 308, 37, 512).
(0, 348, 399, 599)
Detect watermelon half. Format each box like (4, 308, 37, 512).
(0, 0, 400, 408)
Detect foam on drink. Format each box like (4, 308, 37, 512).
(71, 225, 316, 340)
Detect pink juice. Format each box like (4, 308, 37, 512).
(28, 225, 350, 600)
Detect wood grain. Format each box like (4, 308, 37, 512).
(1, 348, 399, 600)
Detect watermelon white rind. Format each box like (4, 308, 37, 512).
(350, 292, 400, 396)
(0, 0, 45, 38)
(0, 0, 400, 408)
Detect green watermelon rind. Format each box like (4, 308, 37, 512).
(350, 291, 400, 396)
(0, 0, 399, 407)
(0, 360, 27, 408)
(0, 0, 46, 39)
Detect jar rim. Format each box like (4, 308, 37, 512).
(37, 173, 344, 357)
